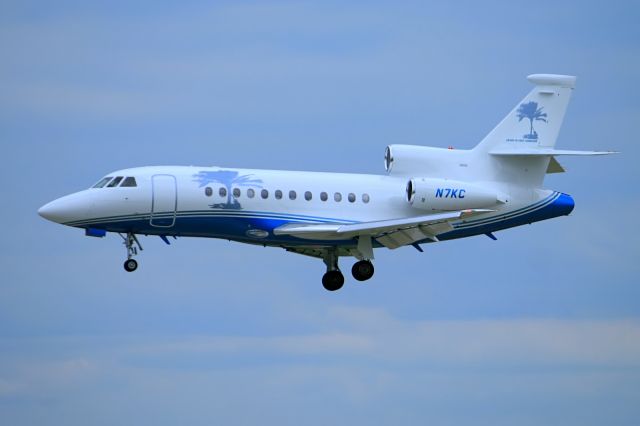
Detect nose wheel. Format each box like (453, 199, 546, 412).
(124, 259, 138, 272)
(119, 232, 143, 272)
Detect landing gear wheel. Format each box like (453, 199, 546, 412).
(124, 259, 138, 272)
(322, 270, 344, 291)
(120, 232, 142, 272)
(352, 260, 374, 281)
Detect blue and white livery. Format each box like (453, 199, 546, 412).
(39, 74, 614, 291)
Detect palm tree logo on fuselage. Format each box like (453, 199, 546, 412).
(516, 101, 547, 141)
(193, 170, 263, 210)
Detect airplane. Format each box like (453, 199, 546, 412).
(38, 74, 614, 291)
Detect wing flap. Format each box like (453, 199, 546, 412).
(377, 227, 433, 249)
(273, 209, 491, 248)
(335, 211, 468, 235)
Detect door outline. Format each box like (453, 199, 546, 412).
(150, 174, 177, 228)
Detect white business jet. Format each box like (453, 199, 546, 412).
(39, 74, 614, 291)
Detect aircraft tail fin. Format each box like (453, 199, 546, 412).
(385, 75, 614, 188)
(473, 74, 576, 154)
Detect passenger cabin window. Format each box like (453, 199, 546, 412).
(348, 193, 356, 203)
(334, 192, 342, 202)
(275, 190, 283, 200)
(93, 177, 113, 188)
(304, 191, 312, 201)
(233, 188, 241, 198)
(107, 176, 123, 187)
(362, 193, 370, 203)
(219, 187, 227, 197)
(205, 187, 213, 197)
(320, 192, 328, 201)
(261, 189, 269, 199)
(120, 177, 137, 187)
(289, 190, 297, 200)
(247, 188, 255, 198)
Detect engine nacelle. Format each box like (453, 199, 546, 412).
(385, 144, 468, 176)
(406, 177, 502, 211)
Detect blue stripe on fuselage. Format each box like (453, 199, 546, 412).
(72, 193, 575, 247)
(438, 192, 574, 242)
(79, 215, 358, 246)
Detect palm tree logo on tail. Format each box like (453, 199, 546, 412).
(516, 101, 547, 141)
(193, 170, 263, 210)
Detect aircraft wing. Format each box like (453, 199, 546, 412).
(274, 209, 491, 250)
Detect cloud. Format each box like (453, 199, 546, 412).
(2, 313, 639, 424)
(0, 357, 96, 398)
(110, 311, 640, 368)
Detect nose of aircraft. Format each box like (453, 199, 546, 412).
(38, 191, 93, 224)
(38, 200, 67, 223)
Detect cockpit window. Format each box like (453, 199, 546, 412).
(120, 177, 137, 187)
(93, 177, 113, 188)
(107, 176, 123, 187)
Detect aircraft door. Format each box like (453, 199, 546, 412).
(150, 174, 177, 227)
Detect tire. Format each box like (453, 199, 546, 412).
(124, 259, 138, 272)
(322, 270, 344, 291)
(352, 260, 374, 281)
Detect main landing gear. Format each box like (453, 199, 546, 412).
(322, 249, 343, 291)
(321, 248, 375, 291)
(322, 270, 344, 292)
(120, 232, 143, 272)
(352, 260, 374, 281)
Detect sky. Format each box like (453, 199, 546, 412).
(1, 1, 639, 424)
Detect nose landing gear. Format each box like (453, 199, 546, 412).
(119, 232, 143, 272)
(124, 258, 138, 272)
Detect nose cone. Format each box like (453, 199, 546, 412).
(38, 200, 67, 223)
(38, 191, 93, 224)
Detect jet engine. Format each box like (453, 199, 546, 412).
(406, 177, 503, 211)
(385, 144, 467, 176)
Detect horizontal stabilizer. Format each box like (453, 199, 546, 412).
(490, 147, 617, 156)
